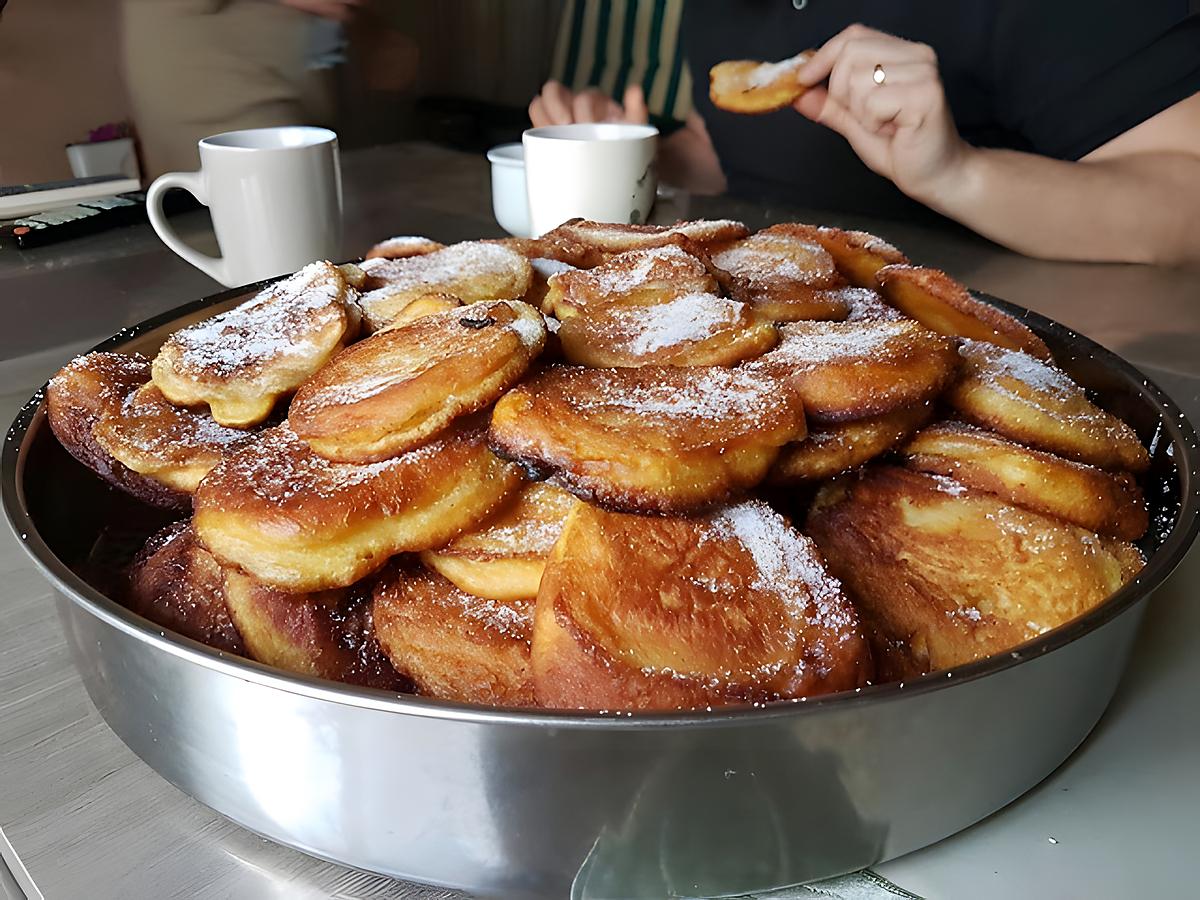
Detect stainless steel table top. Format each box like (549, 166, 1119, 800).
(1, 142, 1198, 900)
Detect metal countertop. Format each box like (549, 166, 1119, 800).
(1, 142, 1197, 900)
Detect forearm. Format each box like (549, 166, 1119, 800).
(658, 115, 727, 195)
(920, 148, 1200, 265)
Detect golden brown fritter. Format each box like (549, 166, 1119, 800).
(946, 339, 1149, 472)
(903, 420, 1148, 539)
(488, 365, 806, 513)
(770, 403, 934, 483)
(876, 265, 1051, 359)
(748, 319, 959, 424)
(372, 563, 534, 706)
(151, 261, 359, 428)
(422, 482, 578, 602)
(47, 352, 189, 510)
(709, 54, 813, 114)
(806, 467, 1144, 680)
(289, 300, 545, 463)
(193, 420, 523, 592)
(710, 227, 849, 322)
(534, 499, 872, 710)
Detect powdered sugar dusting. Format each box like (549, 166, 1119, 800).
(361, 242, 524, 292)
(573, 366, 778, 422)
(566, 244, 705, 298)
(964, 340, 1077, 397)
(746, 51, 811, 89)
(711, 235, 825, 285)
(531, 257, 575, 279)
(838, 286, 906, 322)
(449, 588, 532, 640)
(709, 500, 851, 629)
(620, 293, 744, 354)
(759, 320, 910, 369)
(164, 262, 344, 377)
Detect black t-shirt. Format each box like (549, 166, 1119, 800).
(682, 0, 1200, 221)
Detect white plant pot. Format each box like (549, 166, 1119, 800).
(66, 137, 140, 180)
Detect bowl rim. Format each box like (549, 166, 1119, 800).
(4, 277, 1198, 730)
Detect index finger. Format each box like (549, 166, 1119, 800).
(796, 23, 890, 86)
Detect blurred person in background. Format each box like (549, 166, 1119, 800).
(122, 0, 362, 179)
(530, 0, 1200, 265)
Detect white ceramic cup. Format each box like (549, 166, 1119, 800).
(486, 143, 532, 238)
(522, 123, 658, 237)
(146, 126, 343, 288)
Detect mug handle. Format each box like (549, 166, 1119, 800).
(146, 171, 230, 285)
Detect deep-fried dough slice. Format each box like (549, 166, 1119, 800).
(903, 421, 1148, 540)
(375, 292, 463, 331)
(710, 227, 848, 321)
(876, 265, 1051, 360)
(527, 257, 578, 314)
(557, 291, 777, 367)
(357, 242, 533, 332)
(222, 569, 406, 688)
(337, 263, 367, 290)
(544, 242, 720, 319)
(947, 339, 1149, 473)
(193, 421, 523, 591)
(93, 384, 257, 492)
(709, 52, 813, 114)
(770, 403, 934, 483)
(127, 522, 245, 653)
(771, 223, 908, 288)
(807, 467, 1144, 680)
(151, 261, 357, 428)
(372, 564, 534, 706)
(422, 482, 578, 601)
(748, 319, 959, 424)
(486, 235, 609, 269)
(545, 218, 750, 254)
(365, 235, 445, 260)
(534, 499, 871, 710)
(47, 352, 188, 510)
(838, 286, 906, 322)
(290, 300, 546, 463)
(489, 366, 806, 513)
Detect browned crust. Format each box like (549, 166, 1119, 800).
(774, 223, 909, 288)
(902, 420, 1148, 539)
(709, 58, 812, 115)
(876, 264, 1052, 360)
(46, 352, 190, 510)
(533, 500, 872, 710)
(372, 563, 534, 706)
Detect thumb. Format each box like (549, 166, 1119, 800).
(622, 84, 650, 124)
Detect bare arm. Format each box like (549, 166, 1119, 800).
(795, 24, 1200, 265)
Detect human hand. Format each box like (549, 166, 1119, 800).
(529, 81, 649, 127)
(279, 0, 363, 22)
(793, 24, 974, 206)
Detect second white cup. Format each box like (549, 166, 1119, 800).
(522, 123, 658, 237)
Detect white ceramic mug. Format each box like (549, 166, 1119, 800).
(486, 143, 532, 238)
(522, 123, 658, 237)
(146, 126, 343, 287)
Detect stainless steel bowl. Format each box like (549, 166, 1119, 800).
(4, 283, 1198, 899)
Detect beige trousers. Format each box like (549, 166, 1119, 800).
(122, 0, 322, 179)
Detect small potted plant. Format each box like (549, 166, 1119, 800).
(66, 122, 141, 180)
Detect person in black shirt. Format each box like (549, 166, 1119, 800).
(529, 1, 1200, 264)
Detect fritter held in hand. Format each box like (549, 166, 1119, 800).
(709, 52, 813, 114)
(488, 365, 806, 513)
(534, 499, 872, 710)
(748, 319, 959, 424)
(372, 563, 534, 706)
(151, 261, 358, 428)
(357, 241, 533, 332)
(947, 339, 1149, 472)
(806, 467, 1145, 680)
(876, 265, 1050, 359)
(47, 352, 188, 510)
(903, 420, 1148, 539)
(194, 420, 523, 591)
(557, 291, 777, 367)
(289, 300, 546, 463)
(422, 481, 578, 602)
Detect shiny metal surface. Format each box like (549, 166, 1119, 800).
(3, 277, 1197, 898)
